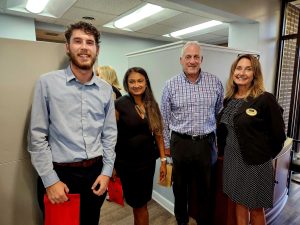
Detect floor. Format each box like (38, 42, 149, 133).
(100, 181, 300, 225)
(100, 199, 181, 225)
(270, 180, 300, 225)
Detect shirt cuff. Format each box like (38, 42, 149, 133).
(101, 164, 113, 177)
(41, 170, 60, 188)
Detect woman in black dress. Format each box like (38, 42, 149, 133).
(114, 67, 167, 225)
(217, 54, 286, 225)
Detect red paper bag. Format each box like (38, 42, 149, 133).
(44, 194, 80, 225)
(107, 177, 124, 206)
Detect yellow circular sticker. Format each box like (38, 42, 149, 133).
(246, 108, 257, 116)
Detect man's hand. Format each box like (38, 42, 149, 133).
(91, 174, 110, 196)
(46, 181, 69, 204)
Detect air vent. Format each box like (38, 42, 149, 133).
(82, 16, 95, 21)
(45, 32, 59, 37)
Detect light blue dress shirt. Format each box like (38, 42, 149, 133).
(28, 66, 117, 188)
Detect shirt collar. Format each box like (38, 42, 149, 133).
(180, 69, 202, 84)
(65, 65, 100, 87)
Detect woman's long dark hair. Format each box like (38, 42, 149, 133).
(123, 67, 163, 135)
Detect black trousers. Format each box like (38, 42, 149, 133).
(37, 161, 106, 225)
(171, 132, 216, 225)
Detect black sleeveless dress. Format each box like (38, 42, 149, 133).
(114, 95, 158, 208)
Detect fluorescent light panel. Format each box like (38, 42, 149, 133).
(114, 3, 163, 29)
(26, 0, 50, 14)
(170, 20, 223, 37)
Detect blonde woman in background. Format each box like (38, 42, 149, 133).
(96, 65, 122, 99)
(96, 65, 122, 202)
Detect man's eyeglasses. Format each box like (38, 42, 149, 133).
(184, 55, 201, 61)
(237, 54, 260, 60)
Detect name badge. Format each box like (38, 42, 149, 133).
(246, 108, 257, 116)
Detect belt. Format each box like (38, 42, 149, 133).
(53, 156, 102, 168)
(173, 131, 212, 140)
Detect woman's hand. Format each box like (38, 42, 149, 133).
(159, 161, 167, 182)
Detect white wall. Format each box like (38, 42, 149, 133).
(228, 9, 280, 93)
(228, 23, 259, 52)
(0, 39, 67, 225)
(0, 13, 36, 41)
(257, 11, 281, 92)
(98, 32, 169, 85)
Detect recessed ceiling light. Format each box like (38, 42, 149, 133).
(114, 3, 163, 29)
(26, 0, 50, 14)
(170, 20, 223, 38)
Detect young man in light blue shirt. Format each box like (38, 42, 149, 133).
(28, 21, 117, 225)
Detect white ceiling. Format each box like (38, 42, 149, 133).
(0, 0, 282, 45)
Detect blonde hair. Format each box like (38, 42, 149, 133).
(96, 66, 122, 90)
(225, 54, 265, 99)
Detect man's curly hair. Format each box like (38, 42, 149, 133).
(65, 21, 100, 47)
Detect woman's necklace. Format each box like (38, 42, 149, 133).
(135, 104, 146, 119)
(235, 93, 247, 99)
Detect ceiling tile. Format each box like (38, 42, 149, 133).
(124, 8, 181, 31)
(158, 13, 211, 30)
(53, 18, 75, 27)
(33, 17, 57, 24)
(138, 23, 178, 36)
(3, 0, 263, 45)
(74, 0, 143, 15)
(61, 6, 116, 26)
(192, 33, 228, 45)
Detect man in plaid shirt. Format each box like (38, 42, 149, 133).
(161, 41, 224, 225)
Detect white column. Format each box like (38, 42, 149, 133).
(228, 23, 259, 52)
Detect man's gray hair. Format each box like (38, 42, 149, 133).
(181, 41, 202, 57)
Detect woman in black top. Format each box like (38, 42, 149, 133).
(114, 67, 167, 225)
(217, 54, 285, 225)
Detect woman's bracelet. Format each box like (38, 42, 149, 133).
(160, 157, 167, 162)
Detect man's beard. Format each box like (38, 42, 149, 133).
(67, 51, 97, 70)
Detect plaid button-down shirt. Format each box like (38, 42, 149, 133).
(161, 71, 224, 149)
